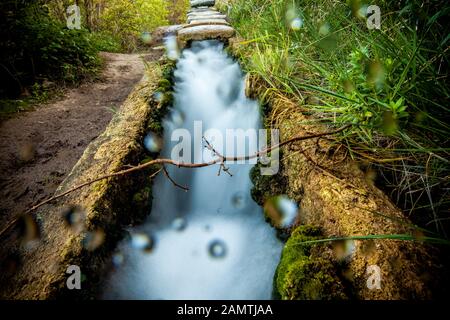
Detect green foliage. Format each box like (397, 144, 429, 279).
(1, 0, 179, 101)
(0, 99, 34, 118)
(35, 26, 100, 83)
(88, 31, 123, 53)
(0, 0, 100, 99)
(99, 0, 169, 52)
(167, 0, 190, 24)
(30, 82, 51, 102)
(230, 0, 450, 236)
(46, 0, 189, 52)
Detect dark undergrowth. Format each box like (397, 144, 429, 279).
(0, 0, 188, 116)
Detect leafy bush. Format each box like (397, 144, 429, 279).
(0, 0, 100, 99)
(99, 0, 169, 52)
(88, 31, 123, 53)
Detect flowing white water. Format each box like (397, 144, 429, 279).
(103, 40, 283, 300)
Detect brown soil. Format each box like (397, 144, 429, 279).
(0, 51, 160, 233)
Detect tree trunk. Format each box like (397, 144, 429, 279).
(83, 0, 93, 31)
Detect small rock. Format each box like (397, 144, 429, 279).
(190, 0, 215, 8)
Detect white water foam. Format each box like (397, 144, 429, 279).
(103, 40, 283, 300)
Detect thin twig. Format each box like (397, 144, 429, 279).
(0, 167, 164, 239)
(223, 124, 351, 162)
(149, 168, 163, 179)
(203, 136, 232, 176)
(162, 166, 189, 191)
(221, 163, 233, 176)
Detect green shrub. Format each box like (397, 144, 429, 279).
(0, 0, 100, 99)
(88, 32, 123, 53)
(99, 0, 169, 52)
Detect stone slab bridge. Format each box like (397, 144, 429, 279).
(153, 0, 236, 47)
(178, 0, 235, 45)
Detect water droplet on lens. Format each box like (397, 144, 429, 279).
(131, 232, 154, 253)
(171, 109, 185, 126)
(285, 5, 304, 31)
(17, 214, 40, 244)
(232, 191, 247, 209)
(62, 205, 86, 232)
(285, 6, 297, 22)
(342, 79, 354, 93)
(364, 168, 377, 185)
(141, 32, 152, 45)
(345, 240, 356, 258)
(357, 5, 369, 19)
(153, 91, 164, 102)
(264, 195, 298, 228)
(349, 0, 362, 17)
(208, 240, 227, 258)
(368, 60, 385, 88)
(360, 239, 376, 257)
(164, 35, 180, 60)
(1, 252, 21, 276)
(112, 252, 124, 267)
(333, 239, 356, 261)
(412, 230, 426, 243)
(382, 111, 398, 136)
(319, 22, 331, 36)
(144, 133, 162, 153)
(82, 229, 105, 251)
(18, 142, 35, 162)
(290, 17, 303, 30)
(172, 217, 187, 231)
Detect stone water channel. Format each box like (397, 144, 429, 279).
(0, 0, 435, 301)
(102, 1, 284, 299)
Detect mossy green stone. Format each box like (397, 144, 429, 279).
(274, 225, 347, 300)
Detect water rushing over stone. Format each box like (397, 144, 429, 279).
(103, 41, 283, 300)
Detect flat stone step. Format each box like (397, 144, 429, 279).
(178, 24, 235, 43)
(187, 11, 224, 18)
(190, 0, 215, 8)
(188, 9, 220, 15)
(185, 20, 230, 28)
(187, 11, 220, 18)
(187, 15, 227, 23)
(188, 7, 213, 13)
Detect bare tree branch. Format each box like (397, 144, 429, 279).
(0, 125, 350, 239)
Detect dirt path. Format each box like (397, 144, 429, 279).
(0, 52, 157, 229)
